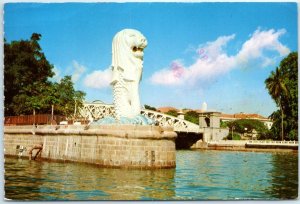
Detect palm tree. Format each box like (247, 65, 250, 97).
(265, 67, 288, 141)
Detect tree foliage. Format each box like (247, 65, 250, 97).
(220, 120, 229, 128)
(4, 33, 54, 115)
(265, 67, 288, 140)
(144, 104, 157, 111)
(184, 111, 199, 125)
(4, 33, 86, 118)
(225, 132, 241, 140)
(265, 52, 298, 140)
(165, 109, 178, 117)
(226, 119, 270, 140)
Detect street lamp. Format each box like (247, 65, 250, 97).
(244, 128, 248, 139)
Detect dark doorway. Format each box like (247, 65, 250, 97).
(205, 117, 210, 127)
(175, 132, 203, 149)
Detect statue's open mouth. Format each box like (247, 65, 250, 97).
(132, 46, 144, 52)
(132, 45, 145, 59)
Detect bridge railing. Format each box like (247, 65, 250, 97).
(140, 109, 200, 133)
(247, 140, 298, 145)
(208, 140, 298, 147)
(78, 103, 115, 121)
(78, 103, 200, 133)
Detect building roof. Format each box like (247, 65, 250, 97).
(158, 107, 205, 114)
(220, 112, 270, 121)
(157, 106, 179, 113)
(157, 107, 269, 121)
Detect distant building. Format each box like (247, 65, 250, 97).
(199, 111, 229, 141)
(220, 112, 273, 130)
(157, 106, 207, 114)
(157, 106, 273, 130)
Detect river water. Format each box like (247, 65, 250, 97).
(4, 150, 298, 200)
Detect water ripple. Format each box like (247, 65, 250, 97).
(5, 150, 298, 200)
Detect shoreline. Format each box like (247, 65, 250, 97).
(192, 147, 298, 153)
(191, 140, 298, 152)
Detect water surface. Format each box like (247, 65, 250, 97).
(4, 150, 298, 200)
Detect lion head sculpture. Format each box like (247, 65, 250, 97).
(111, 29, 147, 84)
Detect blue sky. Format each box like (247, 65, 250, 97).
(4, 2, 298, 117)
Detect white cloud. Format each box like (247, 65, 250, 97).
(51, 66, 62, 82)
(236, 28, 289, 65)
(71, 60, 86, 82)
(150, 60, 186, 86)
(150, 28, 290, 86)
(51, 61, 87, 83)
(84, 68, 112, 89)
(200, 34, 235, 60)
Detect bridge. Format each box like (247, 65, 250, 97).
(78, 101, 201, 134)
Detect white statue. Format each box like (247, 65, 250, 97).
(111, 29, 147, 120)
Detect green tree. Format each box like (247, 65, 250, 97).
(184, 111, 199, 125)
(4, 33, 54, 115)
(11, 81, 52, 115)
(268, 110, 282, 141)
(220, 120, 229, 128)
(265, 52, 298, 140)
(265, 67, 288, 141)
(165, 110, 178, 117)
(144, 104, 157, 111)
(54, 76, 86, 118)
(226, 119, 270, 140)
(4, 33, 86, 117)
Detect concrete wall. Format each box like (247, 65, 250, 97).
(4, 125, 177, 169)
(199, 112, 221, 128)
(202, 127, 229, 142)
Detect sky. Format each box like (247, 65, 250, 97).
(4, 2, 298, 117)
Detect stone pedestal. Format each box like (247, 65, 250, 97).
(4, 125, 177, 169)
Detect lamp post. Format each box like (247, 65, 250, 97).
(33, 109, 36, 126)
(51, 104, 54, 123)
(231, 126, 235, 140)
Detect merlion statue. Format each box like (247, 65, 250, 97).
(111, 29, 147, 120)
(94, 29, 153, 125)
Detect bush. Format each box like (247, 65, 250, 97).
(184, 111, 199, 124)
(226, 132, 241, 140)
(165, 110, 178, 117)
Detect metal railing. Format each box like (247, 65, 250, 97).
(78, 103, 200, 133)
(4, 114, 66, 126)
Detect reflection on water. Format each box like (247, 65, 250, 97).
(175, 150, 298, 200)
(5, 158, 175, 200)
(5, 150, 298, 200)
(267, 153, 298, 199)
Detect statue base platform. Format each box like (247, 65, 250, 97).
(4, 124, 177, 169)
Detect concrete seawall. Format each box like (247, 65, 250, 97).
(192, 140, 298, 151)
(4, 125, 177, 169)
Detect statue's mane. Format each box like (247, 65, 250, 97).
(112, 29, 141, 71)
(111, 29, 145, 83)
